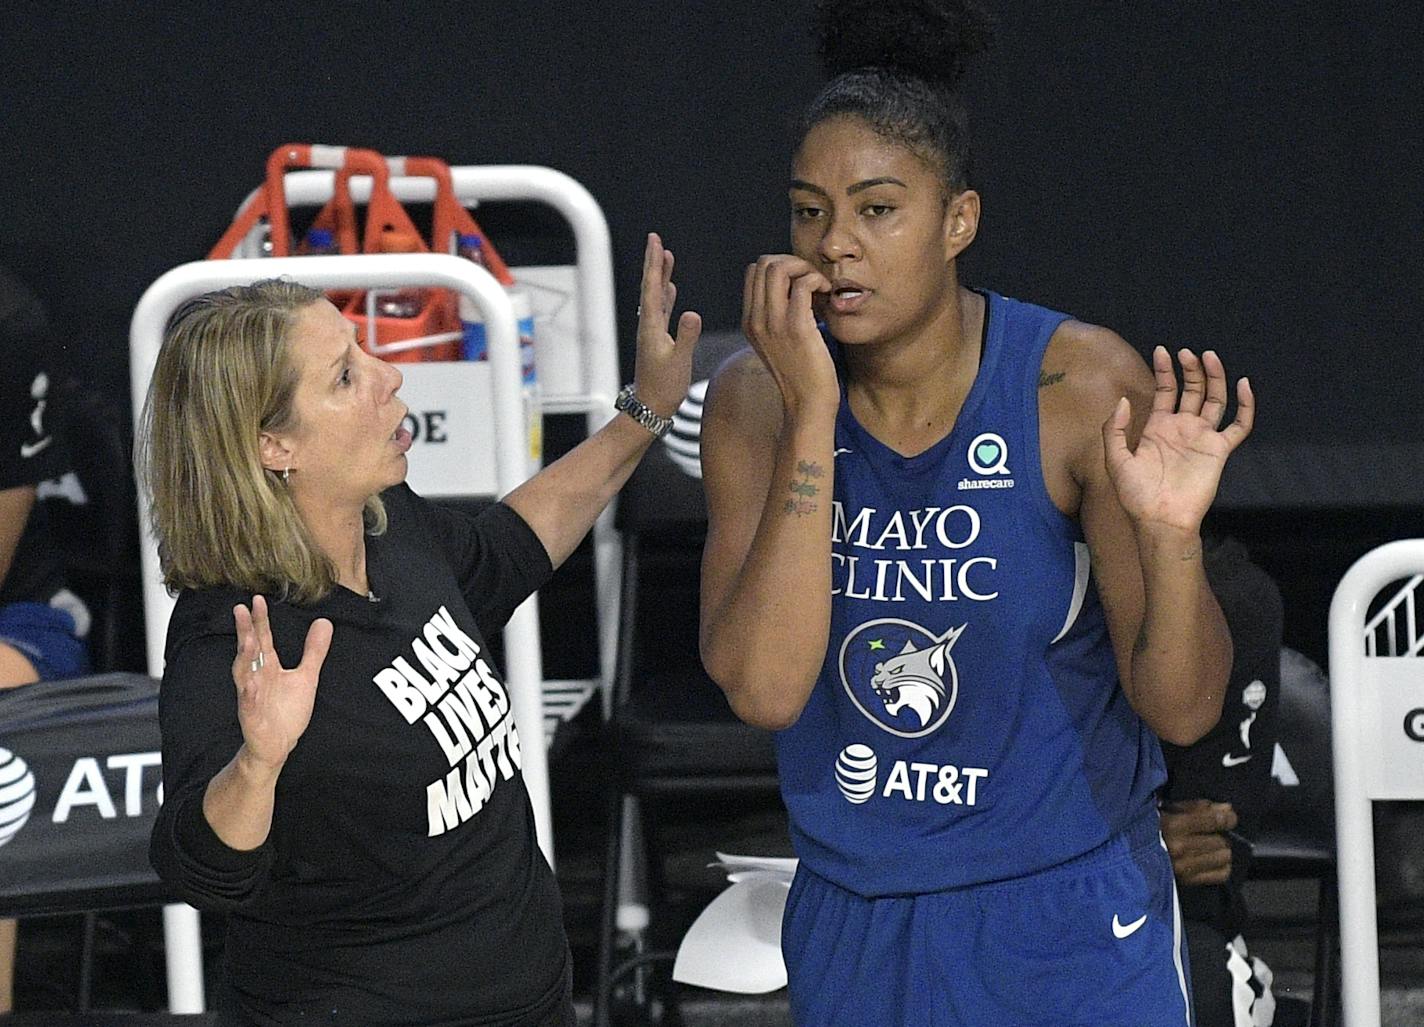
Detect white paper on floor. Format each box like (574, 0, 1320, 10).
(672, 852, 798, 994)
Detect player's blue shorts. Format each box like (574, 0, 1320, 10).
(782, 814, 1193, 1026)
(0, 601, 89, 681)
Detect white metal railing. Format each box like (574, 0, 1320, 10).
(1362, 574, 1424, 657)
(233, 164, 623, 718)
(1328, 540, 1424, 1027)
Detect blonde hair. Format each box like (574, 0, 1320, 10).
(137, 279, 387, 604)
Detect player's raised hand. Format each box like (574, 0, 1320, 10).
(742, 254, 838, 415)
(1103, 347, 1254, 534)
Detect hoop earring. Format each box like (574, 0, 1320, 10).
(282, 467, 290, 483)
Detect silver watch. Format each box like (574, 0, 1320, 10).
(614, 384, 673, 439)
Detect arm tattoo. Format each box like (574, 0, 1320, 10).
(783, 460, 824, 517)
(1133, 628, 1150, 656)
(1038, 371, 1066, 389)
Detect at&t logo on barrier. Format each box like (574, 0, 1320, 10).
(0, 747, 37, 848)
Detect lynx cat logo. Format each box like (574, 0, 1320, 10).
(838, 619, 965, 738)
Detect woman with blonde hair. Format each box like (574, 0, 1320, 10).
(143, 237, 698, 1025)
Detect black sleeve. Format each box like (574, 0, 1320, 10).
(396, 485, 554, 640)
(1161, 535, 1283, 928)
(149, 600, 273, 909)
(1160, 536, 1283, 838)
(0, 326, 66, 491)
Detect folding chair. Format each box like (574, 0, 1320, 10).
(594, 331, 784, 1026)
(1327, 540, 1424, 1027)
(1252, 648, 1338, 1027)
(8, 383, 170, 1016)
(41, 377, 142, 674)
(0, 673, 177, 1012)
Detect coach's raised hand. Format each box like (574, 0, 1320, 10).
(230, 594, 332, 771)
(203, 595, 332, 851)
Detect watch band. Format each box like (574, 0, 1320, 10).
(614, 384, 673, 439)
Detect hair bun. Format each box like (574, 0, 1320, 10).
(814, 0, 994, 89)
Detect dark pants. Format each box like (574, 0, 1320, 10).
(1184, 919, 1277, 1027)
(212, 954, 575, 1026)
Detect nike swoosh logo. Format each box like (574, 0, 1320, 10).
(1221, 753, 1253, 767)
(833, 448, 852, 458)
(1112, 913, 1147, 939)
(20, 436, 52, 459)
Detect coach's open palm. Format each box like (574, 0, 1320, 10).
(231, 594, 331, 770)
(633, 232, 701, 417)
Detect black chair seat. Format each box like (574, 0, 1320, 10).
(2, 1016, 216, 1025)
(614, 672, 778, 785)
(596, 331, 781, 1026)
(1250, 833, 1335, 880)
(0, 880, 179, 920)
(1247, 649, 1339, 1027)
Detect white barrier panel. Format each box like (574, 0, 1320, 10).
(1328, 540, 1424, 1027)
(1356, 660, 1424, 800)
(398, 362, 503, 497)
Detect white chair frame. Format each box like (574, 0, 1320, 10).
(1328, 539, 1424, 1026)
(128, 161, 623, 1012)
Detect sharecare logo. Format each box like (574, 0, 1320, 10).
(835, 744, 878, 804)
(0, 747, 37, 848)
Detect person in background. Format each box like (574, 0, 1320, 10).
(0, 266, 91, 1014)
(1160, 533, 1284, 1027)
(142, 240, 698, 1025)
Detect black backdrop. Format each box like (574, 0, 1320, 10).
(2, 2, 1421, 655)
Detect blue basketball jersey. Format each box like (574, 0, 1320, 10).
(776, 290, 1166, 896)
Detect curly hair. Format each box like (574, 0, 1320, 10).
(802, 0, 995, 193)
